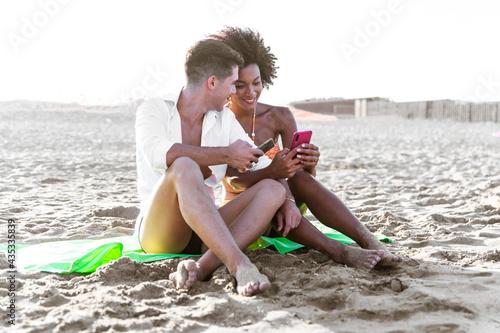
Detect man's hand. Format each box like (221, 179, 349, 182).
(275, 199, 302, 237)
(267, 148, 303, 179)
(227, 140, 262, 170)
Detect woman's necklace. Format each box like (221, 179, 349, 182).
(228, 99, 256, 141)
(250, 107, 256, 141)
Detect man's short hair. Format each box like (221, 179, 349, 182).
(185, 39, 244, 87)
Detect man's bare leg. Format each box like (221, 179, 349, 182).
(288, 170, 402, 265)
(140, 157, 284, 295)
(170, 178, 286, 296)
(197, 178, 286, 295)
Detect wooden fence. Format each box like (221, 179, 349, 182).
(366, 100, 500, 122)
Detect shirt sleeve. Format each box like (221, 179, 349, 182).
(135, 98, 174, 170)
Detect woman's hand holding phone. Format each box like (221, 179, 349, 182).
(267, 148, 302, 179)
(289, 130, 320, 166)
(295, 143, 320, 167)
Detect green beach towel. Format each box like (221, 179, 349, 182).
(0, 223, 391, 274)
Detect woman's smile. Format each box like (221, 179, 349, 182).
(242, 97, 257, 105)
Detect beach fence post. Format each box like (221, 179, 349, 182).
(354, 99, 367, 117)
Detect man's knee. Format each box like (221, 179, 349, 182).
(165, 157, 203, 183)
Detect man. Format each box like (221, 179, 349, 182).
(134, 39, 285, 297)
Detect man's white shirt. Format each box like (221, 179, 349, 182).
(135, 90, 271, 213)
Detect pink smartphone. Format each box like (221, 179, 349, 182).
(290, 130, 312, 158)
(290, 130, 313, 150)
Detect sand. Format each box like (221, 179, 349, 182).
(1, 101, 500, 333)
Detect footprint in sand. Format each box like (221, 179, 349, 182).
(8, 207, 28, 213)
(405, 236, 484, 248)
(38, 287, 70, 307)
(41, 178, 67, 184)
(40, 294, 70, 307)
(430, 213, 467, 224)
(26, 226, 50, 234)
(417, 197, 456, 206)
(441, 236, 484, 246)
(126, 282, 167, 300)
(476, 249, 500, 262)
(93, 206, 139, 220)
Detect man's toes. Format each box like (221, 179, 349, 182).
(247, 281, 260, 295)
(170, 274, 184, 289)
(169, 260, 200, 290)
(382, 254, 394, 264)
(185, 278, 195, 289)
(259, 281, 270, 292)
(240, 284, 252, 297)
(239, 281, 265, 296)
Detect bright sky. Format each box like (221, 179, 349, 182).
(2, 0, 500, 106)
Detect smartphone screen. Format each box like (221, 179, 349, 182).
(258, 138, 275, 154)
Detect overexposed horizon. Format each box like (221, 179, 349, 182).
(2, 0, 500, 106)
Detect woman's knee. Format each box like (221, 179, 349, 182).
(255, 179, 286, 203)
(288, 169, 314, 189)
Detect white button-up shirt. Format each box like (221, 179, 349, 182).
(135, 90, 270, 213)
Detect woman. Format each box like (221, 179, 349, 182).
(210, 27, 402, 269)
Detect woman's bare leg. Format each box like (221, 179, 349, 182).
(283, 216, 384, 270)
(220, 174, 383, 270)
(287, 169, 402, 265)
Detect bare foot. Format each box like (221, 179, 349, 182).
(364, 237, 403, 266)
(340, 245, 385, 271)
(377, 244, 403, 266)
(169, 259, 201, 290)
(358, 229, 403, 266)
(321, 237, 383, 271)
(232, 263, 271, 297)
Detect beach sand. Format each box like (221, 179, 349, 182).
(1, 102, 500, 332)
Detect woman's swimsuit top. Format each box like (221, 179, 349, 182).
(265, 142, 280, 160)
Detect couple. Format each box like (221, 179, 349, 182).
(134, 27, 402, 297)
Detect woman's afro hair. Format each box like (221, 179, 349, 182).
(209, 27, 278, 89)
